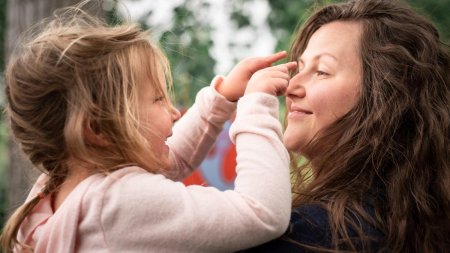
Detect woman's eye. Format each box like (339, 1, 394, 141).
(317, 70, 328, 76)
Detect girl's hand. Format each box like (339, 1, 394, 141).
(245, 61, 297, 96)
(217, 51, 290, 102)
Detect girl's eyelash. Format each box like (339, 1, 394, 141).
(317, 70, 328, 76)
(154, 96, 165, 102)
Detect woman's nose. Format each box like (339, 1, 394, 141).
(286, 72, 306, 98)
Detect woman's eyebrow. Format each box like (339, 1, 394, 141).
(298, 53, 338, 67)
(299, 52, 338, 63)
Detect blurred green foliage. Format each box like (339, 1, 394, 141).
(158, 2, 216, 107)
(0, 0, 4, 72)
(408, 0, 450, 42)
(0, 115, 7, 230)
(0, 0, 6, 230)
(267, 0, 341, 52)
(111, 1, 216, 107)
(266, 0, 450, 53)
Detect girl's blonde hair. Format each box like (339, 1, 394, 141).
(1, 6, 173, 252)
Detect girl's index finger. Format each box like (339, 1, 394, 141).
(264, 51, 288, 65)
(285, 61, 298, 70)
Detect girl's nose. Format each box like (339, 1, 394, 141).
(170, 105, 181, 122)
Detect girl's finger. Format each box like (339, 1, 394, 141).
(284, 61, 298, 70)
(263, 51, 288, 65)
(244, 52, 291, 74)
(263, 61, 298, 74)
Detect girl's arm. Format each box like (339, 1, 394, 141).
(165, 51, 287, 180)
(94, 61, 297, 252)
(165, 52, 290, 181)
(164, 77, 236, 181)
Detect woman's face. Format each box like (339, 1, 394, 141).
(283, 21, 362, 157)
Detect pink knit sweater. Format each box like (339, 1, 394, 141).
(16, 77, 291, 253)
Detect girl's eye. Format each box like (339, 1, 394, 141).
(154, 96, 165, 103)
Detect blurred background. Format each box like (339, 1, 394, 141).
(0, 0, 449, 229)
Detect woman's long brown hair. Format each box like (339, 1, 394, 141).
(289, 0, 449, 252)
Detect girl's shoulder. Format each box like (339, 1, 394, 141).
(79, 165, 170, 214)
(77, 166, 178, 245)
(83, 165, 186, 212)
(84, 165, 169, 197)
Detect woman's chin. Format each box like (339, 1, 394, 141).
(283, 138, 300, 152)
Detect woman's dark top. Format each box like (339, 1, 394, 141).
(238, 204, 384, 252)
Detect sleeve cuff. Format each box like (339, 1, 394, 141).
(229, 93, 281, 143)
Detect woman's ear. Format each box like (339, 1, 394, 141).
(84, 121, 109, 147)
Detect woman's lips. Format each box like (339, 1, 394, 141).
(288, 105, 312, 119)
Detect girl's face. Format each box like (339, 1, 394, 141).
(138, 75, 181, 168)
(284, 21, 362, 157)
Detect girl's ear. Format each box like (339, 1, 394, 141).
(84, 121, 109, 147)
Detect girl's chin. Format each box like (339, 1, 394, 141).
(158, 156, 170, 169)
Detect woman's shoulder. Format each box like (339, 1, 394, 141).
(237, 204, 331, 253)
(288, 204, 332, 246)
(238, 204, 383, 253)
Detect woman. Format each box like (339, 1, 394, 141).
(240, 0, 450, 252)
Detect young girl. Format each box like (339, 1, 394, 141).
(0, 7, 297, 253)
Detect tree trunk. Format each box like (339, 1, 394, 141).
(5, 0, 104, 213)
